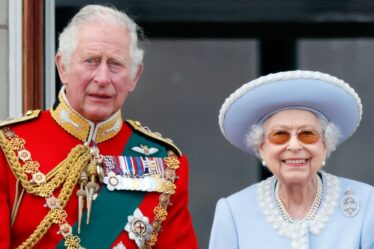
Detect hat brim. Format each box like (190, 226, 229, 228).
(219, 71, 362, 155)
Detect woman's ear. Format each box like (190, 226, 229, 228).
(258, 142, 265, 159)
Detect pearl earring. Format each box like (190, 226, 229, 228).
(322, 161, 326, 167)
(262, 160, 267, 167)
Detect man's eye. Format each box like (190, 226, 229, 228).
(110, 61, 122, 66)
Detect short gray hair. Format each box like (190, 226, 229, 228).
(245, 116, 341, 158)
(57, 4, 144, 77)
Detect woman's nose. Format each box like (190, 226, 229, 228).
(286, 133, 302, 151)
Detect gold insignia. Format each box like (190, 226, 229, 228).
(164, 156, 180, 170)
(0, 110, 41, 128)
(126, 120, 182, 156)
(64, 235, 81, 248)
(141, 150, 179, 249)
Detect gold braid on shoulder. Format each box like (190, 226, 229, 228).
(0, 129, 91, 249)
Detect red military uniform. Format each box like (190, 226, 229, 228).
(0, 91, 198, 249)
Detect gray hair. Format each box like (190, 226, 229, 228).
(57, 4, 144, 77)
(245, 116, 341, 158)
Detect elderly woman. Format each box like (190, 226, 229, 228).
(209, 71, 374, 249)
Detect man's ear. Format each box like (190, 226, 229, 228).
(128, 64, 144, 92)
(55, 53, 68, 85)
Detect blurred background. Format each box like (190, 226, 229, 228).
(2, 1, 374, 248)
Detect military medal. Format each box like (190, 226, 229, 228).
(341, 188, 360, 217)
(107, 171, 120, 191)
(125, 208, 153, 248)
(102, 155, 175, 193)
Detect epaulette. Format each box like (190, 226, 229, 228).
(126, 119, 182, 157)
(0, 110, 41, 128)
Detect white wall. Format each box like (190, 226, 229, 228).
(0, 0, 8, 119)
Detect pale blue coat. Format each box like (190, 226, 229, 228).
(209, 173, 374, 249)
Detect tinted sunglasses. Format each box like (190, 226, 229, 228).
(266, 129, 321, 145)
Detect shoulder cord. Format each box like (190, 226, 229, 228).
(10, 180, 25, 227)
(10, 160, 71, 226)
(17, 148, 89, 248)
(0, 129, 84, 197)
(0, 129, 90, 248)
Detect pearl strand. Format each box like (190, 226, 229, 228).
(275, 175, 323, 223)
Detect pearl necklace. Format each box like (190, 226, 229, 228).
(257, 172, 340, 249)
(275, 175, 323, 223)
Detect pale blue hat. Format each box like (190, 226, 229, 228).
(219, 70, 362, 155)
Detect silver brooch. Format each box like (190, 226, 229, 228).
(125, 208, 154, 248)
(341, 188, 359, 217)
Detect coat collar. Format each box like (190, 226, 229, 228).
(50, 87, 123, 144)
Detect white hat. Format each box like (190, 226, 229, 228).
(219, 70, 362, 155)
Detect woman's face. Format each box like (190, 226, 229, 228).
(259, 109, 326, 185)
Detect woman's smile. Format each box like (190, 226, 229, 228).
(281, 158, 309, 167)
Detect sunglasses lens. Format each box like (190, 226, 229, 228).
(268, 131, 291, 144)
(298, 130, 320, 144)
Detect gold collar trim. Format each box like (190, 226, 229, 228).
(50, 87, 123, 143)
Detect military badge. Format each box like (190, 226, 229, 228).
(125, 208, 153, 248)
(131, 144, 159, 156)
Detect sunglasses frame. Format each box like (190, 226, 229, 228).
(266, 128, 322, 145)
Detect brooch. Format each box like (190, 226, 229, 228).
(125, 208, 153, 248)
(341, 188, 360, 217)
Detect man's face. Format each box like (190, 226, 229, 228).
(56, 21, 142, 122)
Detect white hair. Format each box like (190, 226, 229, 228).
(245, 116, 341, 158)
(57, 4, 144, 77)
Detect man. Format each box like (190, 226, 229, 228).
(0, 5, 198, 249)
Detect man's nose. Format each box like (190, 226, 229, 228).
(94, 63, 111, 86)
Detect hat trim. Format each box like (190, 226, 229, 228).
(257, 106, 328, 125)
(219, 70, 362, 143)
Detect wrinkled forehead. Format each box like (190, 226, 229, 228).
(73, 22, 131, 55)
